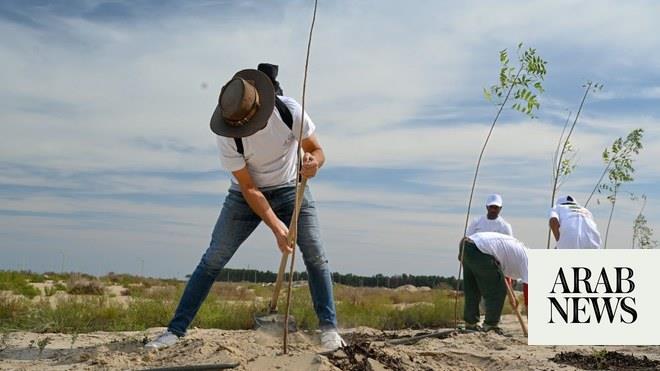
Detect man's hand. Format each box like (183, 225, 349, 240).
(233, 166, 294, 254)
(458, 236, 469, 261)
(301, 152, 319, 179)
(273, 220, 294, 254)
(301, 134, 324, 179)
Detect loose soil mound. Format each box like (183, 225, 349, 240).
(550, 351, 660, 370)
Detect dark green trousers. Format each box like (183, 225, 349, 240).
(461, 240, 507, 326)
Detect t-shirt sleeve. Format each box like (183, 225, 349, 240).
(466, 218, 478, 236)
(286, 97, 316, 139)
(216, 136, 246, 172)
(301, 110, 316, 139)
(503, 222, 513, 236)
(549, 206, 559, 220)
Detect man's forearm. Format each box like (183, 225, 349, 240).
(240, 186, 282, 231)
(549, 218, 560, 241)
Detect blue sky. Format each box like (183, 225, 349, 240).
(1, 0, 660, 279)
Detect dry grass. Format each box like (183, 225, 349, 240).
(66, 277, 105, 296)
(0, 271, 477, 333)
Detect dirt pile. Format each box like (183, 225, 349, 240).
(550, 350, 660, 370)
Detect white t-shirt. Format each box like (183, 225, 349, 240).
(466, 215, 513, 236)
(216, 96, 316, 190)
(549, 203, 602, 249)
(469, 232, 528, 283)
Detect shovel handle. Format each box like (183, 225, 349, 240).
(268, 178, 307, 313)
(505, 279, 528, 336)
(269, 253, 289, 313)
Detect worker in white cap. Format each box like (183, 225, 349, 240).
(467, 194, 513, 236)
(466, 194, 515, 314)
(549, 195, 601, 249)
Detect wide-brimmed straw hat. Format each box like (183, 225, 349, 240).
(210, 69, 275, 138)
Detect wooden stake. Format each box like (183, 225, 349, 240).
(505, 279, 527, 336)
(282, 179, 306, 354)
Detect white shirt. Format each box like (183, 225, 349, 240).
(549, 203, 602, 249)
(466, 215, 513, 236)
(469, 232, 528, 283)
(216, 96, 315, 190)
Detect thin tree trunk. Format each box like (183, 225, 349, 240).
(454, 66, 524, 328)
(546, 112, 572, 250)
(604, 187, 618, 249)
(283, 0, 318, 354)
(585, 146, 636, 208)
(547, 83, 592, 249)
(584, 159, 612, 208)
(586, 152, 625, 209)
(552, 112, 572, 181)
(632, 196, 647, 249)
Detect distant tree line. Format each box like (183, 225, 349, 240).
(200, 268, 460, 289)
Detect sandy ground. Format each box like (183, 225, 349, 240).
(1, 315, 659, 370)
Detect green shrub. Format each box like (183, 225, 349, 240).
(0, 271, 40, 298)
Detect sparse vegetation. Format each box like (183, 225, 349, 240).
(44, 283, 66, 297)
(66, 275, 105, 295)
(0, 271, 41, 298)
(546, 82, 603, 249)
(596, 128, 645, 248)
(36, 336, 51, 356)
(632, 194, 658, 249)
(0, 270, 475, 333)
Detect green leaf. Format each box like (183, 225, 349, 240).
(483, 88, 492, 102)
(533, 81, 544, 93)
(500, 49, 507, 63)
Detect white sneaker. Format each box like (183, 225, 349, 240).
(145, 331, 179, 350)
(320, 329, 346, 351)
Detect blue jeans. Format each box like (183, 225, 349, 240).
(167, 185, 337, 336)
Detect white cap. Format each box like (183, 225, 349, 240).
(557, 195, 576, 205)
(486, 194, 503, 207)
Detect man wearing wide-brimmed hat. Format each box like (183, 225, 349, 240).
(146, 64, 345, 351)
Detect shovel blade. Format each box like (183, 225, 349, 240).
(254, 313, 297, 334)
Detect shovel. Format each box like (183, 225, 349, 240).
(254, 178, 307, 333)
(505, 279, 528, 336)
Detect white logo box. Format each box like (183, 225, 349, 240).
(528, 249, 660, 345)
